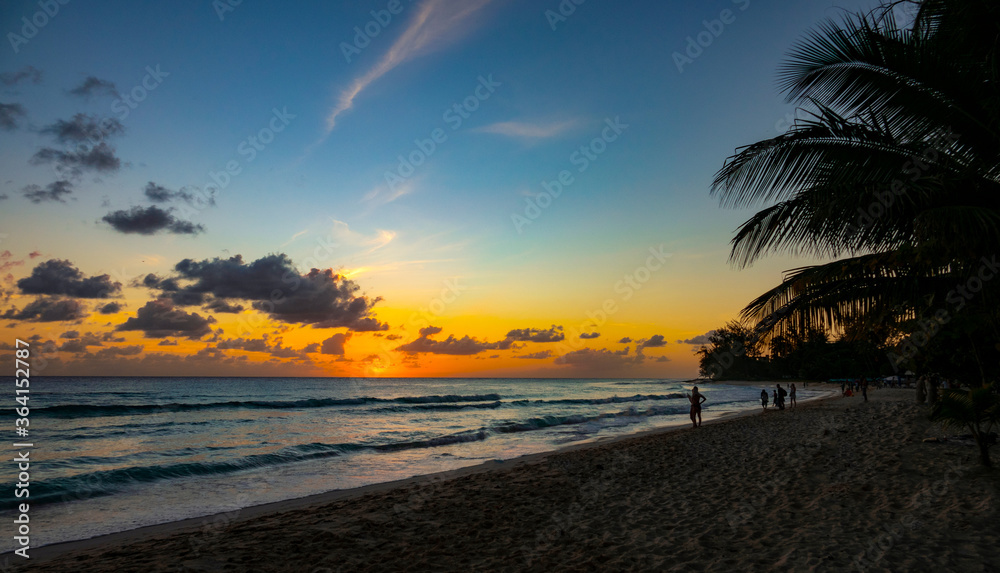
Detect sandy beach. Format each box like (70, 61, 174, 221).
(12, 386, 999, 572)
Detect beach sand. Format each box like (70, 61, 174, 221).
(13, 386, 1000, 572)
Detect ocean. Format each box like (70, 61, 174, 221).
(1, 377, 818, 551)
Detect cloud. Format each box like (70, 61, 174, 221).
(69, 76, 118, 98)
(17, 259, 121, 298)
(216, 334, 309, 359)
(326, 0, 497, 132)
(516, 350, 553, 360)
(0, 66, 42, 86)
(204, 299, 244, 314)
(158, 339, 178, 346)
(3, 297, 87, 322)
(22, 180, 74, 203)
(419, 325, 443, 336)
(501, 325, 564, 345)
(476, 119, 577, 139)
(638, 334, 667, 349)
(554, 347, 638, 370)
(618, 337, 632, 343)
(678, 331, 716, 345)
(98, 302, 122, 314)
(0, 251, 24, 274)
(385, 334, 402, 341)
(57, 331, 106, 352)
(0, 103, 26, 130)
(116, 298, 216, 339)
(101, 206, 205, 235)
(580, 332, 600, 339)
(319, 332, 351, 356)
(40, 114, 124, 144)
(32, 142, 121, 175)
(397, 333, 496, 355)
(143, 181, 215, 208)
(160, 254, 387, 331)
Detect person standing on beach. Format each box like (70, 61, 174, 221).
(776, 384, 786, 410)
(789, 383, 797, 408)
(761, 388, 769, 410)
(688, 386, 707, 427)
(773, 388, 779, 409)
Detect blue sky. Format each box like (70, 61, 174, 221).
(0, 0, 885, 377)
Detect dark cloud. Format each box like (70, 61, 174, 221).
(319, 333, 350, 356)
(3, 297, 87, 322)
(116, 298, 216, 339)
(0, 66, 42, 86)
(677, 331, 716, 345)
(98, 302, 122, 314)
(502, 325, 564, 344)
(419, 325, 443, 336)
(32, 142, 121, 175)
(216, 334, 308, 360)
(57, 331, 105, 352)
(17, 259, 121, 298)
(516, 350, 553, 360)
(397, 334, 495, 356)
(101, 205, 205, 235)
(580, 332, 600, 339)
(92, 345, 144, 359)
(143, 182, 215, 207)
(69, 76, 118, 99)
(40, 114, 124, 144)
(28, 252, 41, 259)
(22, 180, 73, 203)
(160, 254, 387, 331)
(638, 334, 667, 349)
(385, 334, 402, 341)
(158, 339, 178, 346)
(554, 347, 638, 370)
(0, 103, 26, 130)
(654, 356, 670, 362)
(618, 337, 632, 343)
(204, 299, 243, 314)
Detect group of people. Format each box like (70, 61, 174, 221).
(841, 378, 869, 402)
(760, 383, 796, 411)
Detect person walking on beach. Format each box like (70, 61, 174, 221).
(761, 388, 769, 410)
(789, 383, 797, 408)
(688, 386, 707, 427)
(773, 388, 778, 409)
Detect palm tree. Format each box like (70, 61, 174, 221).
(929, 383, 1000, 466)
(710, 0, 1000, 359)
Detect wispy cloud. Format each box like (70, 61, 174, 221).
(476, 119, 578, 139)
(325, 0, 497, 133)
(330, 219, 396, 254)
(280, 228, 309, 247)
(361, 179, 415, 209)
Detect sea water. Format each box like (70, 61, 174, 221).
(0, 377, 816, 551)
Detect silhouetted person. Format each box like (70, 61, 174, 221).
(761, 388, 769, 410)
(776, 384, 786, 410)
(689, 386, 707, 427)
(790, 383, 797, 408)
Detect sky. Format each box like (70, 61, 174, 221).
(0, 0, 882, 378)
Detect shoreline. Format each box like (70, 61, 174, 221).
(11, 385, 842, 568)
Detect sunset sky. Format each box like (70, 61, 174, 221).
(0, 0, 881, 378)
